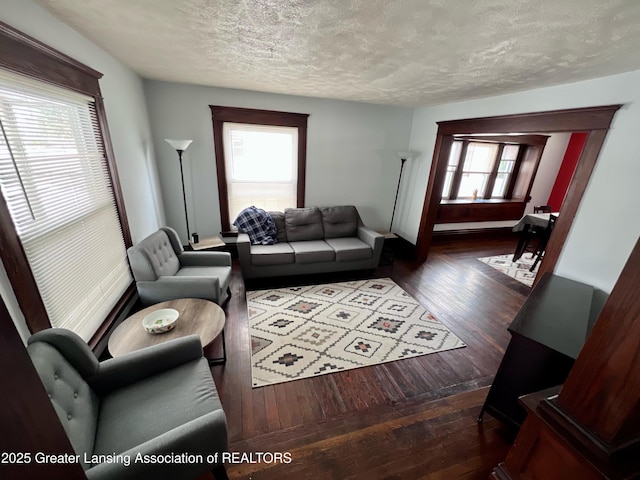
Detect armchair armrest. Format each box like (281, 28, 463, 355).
(136, 276, 221, 305)
(179, 251, 231, 267)
(89, 335, 203, 394)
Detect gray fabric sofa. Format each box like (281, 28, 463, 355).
(236, 206, 383, 279)
(27, 328, 228, 480)
(127, 226, 232, 306)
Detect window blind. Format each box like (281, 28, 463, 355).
(223, 122, 298, 222)
(0, 69, 132, 341)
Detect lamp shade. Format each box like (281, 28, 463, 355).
(396, 150, 415, 161)
(165, 139, 193, 151)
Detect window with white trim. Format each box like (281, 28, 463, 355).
(0, 70, 131, 341)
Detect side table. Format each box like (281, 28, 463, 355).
(108, 298, 227, 365)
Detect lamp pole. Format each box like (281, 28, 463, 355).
(165, 139, 193, 243)
(177, 149, 190, 241)
(390, 151, 415, 232)
(390, 157, 407, 232)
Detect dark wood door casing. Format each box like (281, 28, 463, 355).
(416, 105, 622, 285)
(210, 105, 309, 231)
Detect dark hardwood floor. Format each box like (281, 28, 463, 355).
(206, 237, 532, 479)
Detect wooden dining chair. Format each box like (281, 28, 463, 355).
(533, 205, 552, 213)
(528, 214, 557, 271)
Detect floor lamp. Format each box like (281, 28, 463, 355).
(390, 150, 415, 232)
(165, 139, 193, 243)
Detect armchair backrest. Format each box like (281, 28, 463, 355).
(27, 329, 100, 468)
(127, 227, 182, 281)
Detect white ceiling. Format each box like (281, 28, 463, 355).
(36, 0, 640, 107)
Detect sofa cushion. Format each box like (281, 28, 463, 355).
(325, 237, 373, 262)
(93, 358, 223, 457)
(289, 240, 335, 264)
(320, 206, 359, 238)
(284, 207, 324, 242)
(250, 243, 295, 266)
(269, 211, 287, 242)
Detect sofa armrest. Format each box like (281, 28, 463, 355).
(89, 336, 203, 394)
(179, 251, 231, 267)
(85, 410, 227, 480)
(235, 233, 252, 275)
(358, 226, 384, 266)
(136, 276, 221, 305)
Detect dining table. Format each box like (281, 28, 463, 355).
(512, 212, 559, 261)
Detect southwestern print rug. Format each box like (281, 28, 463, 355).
(248, 278, 465, 388)
(478, 254, 538, 287)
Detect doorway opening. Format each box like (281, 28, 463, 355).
(415, 105, 621, 285)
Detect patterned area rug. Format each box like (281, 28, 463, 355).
(478, 253, 538, 287)
(248, 278, 466, 388)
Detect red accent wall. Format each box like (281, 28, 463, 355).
(547, 132, 588, 211)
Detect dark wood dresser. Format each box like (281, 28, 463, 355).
(478, 273, 597, 429)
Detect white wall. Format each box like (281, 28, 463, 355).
(0, 0, 164, 341)
(399, 70, 640, 292)
(144, 80, 414, 242)
(526, 132, 570, 214)
(433, 132, 570, 231)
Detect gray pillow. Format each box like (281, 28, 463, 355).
(320, 206, 359, 238)
(268, 211, 287, 242)
(284, 207, 324, 241)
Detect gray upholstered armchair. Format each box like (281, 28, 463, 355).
(127, 227, 231, 306)
(27, 328, 229, 480)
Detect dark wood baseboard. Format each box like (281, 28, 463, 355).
(432, 227, 516, 242)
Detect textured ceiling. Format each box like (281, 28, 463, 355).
(35, 0, 640, 107)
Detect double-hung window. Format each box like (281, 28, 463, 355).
(0, 69, 131, 342)
(223, 122, 298, 222)
(211, 105, 309, 231)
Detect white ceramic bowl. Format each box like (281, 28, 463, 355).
(142, 308, 179, 334)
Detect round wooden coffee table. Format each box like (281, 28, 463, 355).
(108, 298, 226, 364)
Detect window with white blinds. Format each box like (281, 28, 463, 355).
(223, 122, 298, 222)
(0, 70, 132, 341)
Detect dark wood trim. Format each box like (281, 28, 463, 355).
(483, 143, 505, 199)
(0, 193, 49, 332)
(448, 140, 467, 200)
(437, 201, 525, 224)
(504, 145, 527, 199)
(0, 22, 134, 343)
(536, 129, 609, 286)
(0, 21, 101, 95)
(455, 134, 550, 145)
(88, 283, 137, 352)
(0, 296, 87, 479)
(416, 105, 623, 286)
(94, 96, 133, 248)
(437, 105, 622, 136)
(210, 105, 309, 231)
(432, 226, 515, 242)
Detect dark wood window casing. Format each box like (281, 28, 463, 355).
(438, 135, 549, 224)
(0, 21, 134, 348)
(210, 105, 309, 231)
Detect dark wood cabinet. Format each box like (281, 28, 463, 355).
(479, 273, 597, 429)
